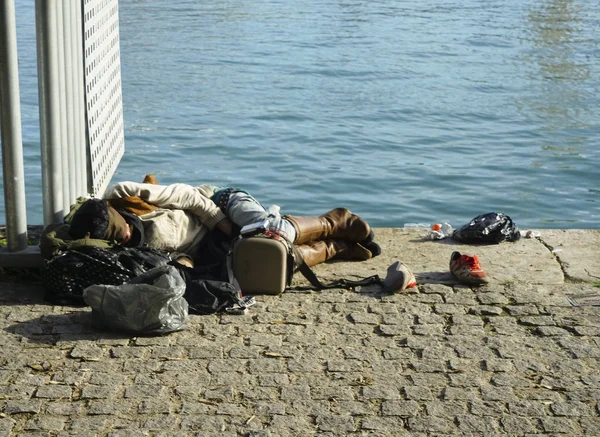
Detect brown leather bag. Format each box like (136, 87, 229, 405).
(231, 233, 294, 295)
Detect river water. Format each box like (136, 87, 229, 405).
(8, 0, 600, 228)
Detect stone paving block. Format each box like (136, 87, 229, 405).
(349, 312, 381, 324)
(381, 400, 419, 417)
(580, 416, 600, 435)
(425, 400, 467, 418)
(120, 360, 162, 373)
(550, 401, 594, 417)
(403, 386, 434, 401)
(448, 324, 485, 336)
(508, 401, 548, 416)
(456, 415, 500, 432)
(360, 416, 405, 431)
(141, 414, 180, 431)
(567, 389, 600, 402)
(68, 344, 105, 361)
(409, 373, 448, 388)
(490, 373, 531, 388)
(315, 414, 356, 432)
(311, 385, 354, 401)
(409, 358, 447, 373)
(413, 324, 444, 335)
(247, 334, 283, 348)
(514, 356, 556, 376)
(268, 414, 314, 431)
(0, 415, 16, 433)
(150, 346, 186, 360)
(379, 324, 412, 336)
(468, 305, 504, 316)
(470, 400, 505, 417)
(45, 401, 85, 416)
(105, 430, 148, 437)
(207, 359, 247, 373)
(57, 432, 99, 437)
(519, 315, 557, 326)
(500, 415, 537, 433)
(444, 294, 477, 306)
(257, 373, 289, 387)
(449, 373, 486, 388)
(483, 358, 514, 372)
(251, 401, 286, 416)
(68, 416, 109, 431)
(341, 346, 381, 362)
(88, 372, 127, 386)
(451, 339, 496, 359)
(280, 384, 310, 401)
(80, 385, 119, 399)
(360, 386, 401, 400)
(327, 359, 364, 372)
(241, 387, 278, 401)
(332, 399, 375, 415)
(443, 387, 479, 401)
(4, 399, 42, 414)
(540, 416, 578, 433)
(138, 397, 172, 414)
(406, 416, 454, 433)
(124, 385, 168, 399)
(505, 304, 541, 317)
(86, 400, 134, 416)
(24, 415, 67, 432)
(228, 346, 262, 359)
(34, 385, 72, 400)
(286, 399, 330, 416)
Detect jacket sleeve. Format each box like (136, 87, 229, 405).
(103, 182, 227, 229)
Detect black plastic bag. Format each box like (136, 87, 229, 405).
(452, 212, 521, 244)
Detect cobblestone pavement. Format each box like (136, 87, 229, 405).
(0, 229, 599, 436)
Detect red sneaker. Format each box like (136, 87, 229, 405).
(450, 251, 489, 285)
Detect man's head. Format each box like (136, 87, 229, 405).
(69, 198, 133, 244)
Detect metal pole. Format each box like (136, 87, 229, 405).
(55, 2, 70, 210)
(0, 0, 28, 251)
(72, 0, 87, 197)
(63, 3, 77, 202)
(36, 0, 64, 225)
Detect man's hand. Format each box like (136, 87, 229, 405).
(215, 217, 234, 237)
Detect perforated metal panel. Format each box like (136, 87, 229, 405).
(83, 0, 124, 196)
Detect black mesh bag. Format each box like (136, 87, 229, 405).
(43, 246, 172, 305)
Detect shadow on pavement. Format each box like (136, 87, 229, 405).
(4, 310, 133, 344)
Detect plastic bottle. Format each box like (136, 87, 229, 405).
(428, 222, 452, 240)
(268, 205, 281, 215)
(403, 223, 431, 229)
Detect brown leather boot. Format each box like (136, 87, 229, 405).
(285, 208, 371, 245)
(295, 239, 372, 268)
(143, 174, 159, 184)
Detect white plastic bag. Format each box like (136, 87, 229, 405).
(83, 264, 188, 335)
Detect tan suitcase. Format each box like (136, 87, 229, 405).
(232, 234, 294, 295)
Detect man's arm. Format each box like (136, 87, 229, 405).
(103, 182, 227, 230)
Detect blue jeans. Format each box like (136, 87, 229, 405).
(225, 191, 297, 243)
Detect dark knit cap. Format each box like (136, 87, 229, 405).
(68, 198, 110, 240)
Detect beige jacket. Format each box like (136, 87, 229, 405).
(103, 182, 226, 254)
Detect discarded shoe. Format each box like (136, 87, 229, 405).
(449, 251, 489, 285)
(382, 261, 417, 293)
